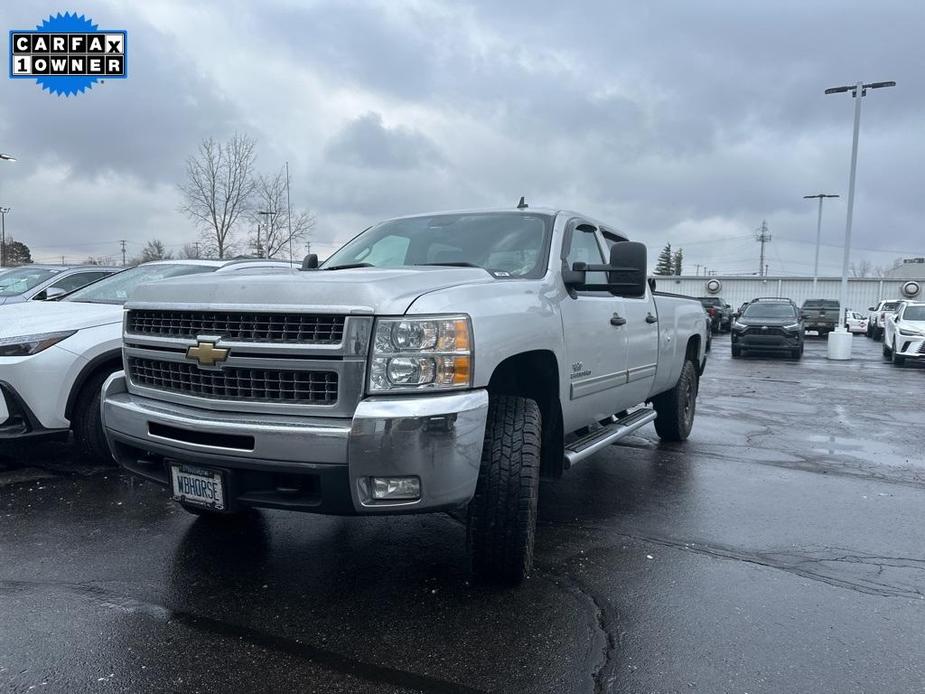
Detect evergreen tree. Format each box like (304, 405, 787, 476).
(672, 248, 684, 275)
(654, 243, 673, 275)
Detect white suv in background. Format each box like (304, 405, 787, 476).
(0, 259, 292, 460)
(867, 299, 901, 340)
(883, 301, 925, 366)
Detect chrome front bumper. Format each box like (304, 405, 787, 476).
(101, 373, 489, 513)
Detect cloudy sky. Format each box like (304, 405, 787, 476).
(0, 0, 922, 275)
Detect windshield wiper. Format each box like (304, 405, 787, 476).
(415, 262, 480, 268)
(323, 262, 374, 271)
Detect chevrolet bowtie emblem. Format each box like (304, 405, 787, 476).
(186, 341, 229, 366)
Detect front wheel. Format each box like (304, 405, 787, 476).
(652, 360, 699, 442)
(72, 370, 116, 463)
(731, 345, 741, 358)
(467, 395, 542, 584)
(892, 342, 905, 366)
(883, 342, 892, 359)
(790, 347, 802, 359)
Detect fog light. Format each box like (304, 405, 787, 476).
(370, 476, 421, 500)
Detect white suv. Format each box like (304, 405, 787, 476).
(0, 259, 292, 459)
(883, 301, 925, 366)
(867, 299, 901, 340)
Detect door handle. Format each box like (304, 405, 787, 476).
(610, 313, 627, 326)
(645, 313, 658, 324)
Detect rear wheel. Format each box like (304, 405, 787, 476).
(467, 395, 541, 584)
(652, 360, 698, 442)
(72, 370, 116, 463)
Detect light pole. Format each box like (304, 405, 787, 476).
(0, 153, 15, 268)
(824, 80, 895, 358)
(0, 207, 9, 268)
(257, 210, 276, 258)
(803, 193, 839, 280)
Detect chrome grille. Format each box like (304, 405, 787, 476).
(127, 357, 338, 404)
(126, 310, 345, 344)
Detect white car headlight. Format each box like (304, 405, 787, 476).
(369, 316, 472, 392)
(899, 327, 924, 336)
(0, 330, 77, 357)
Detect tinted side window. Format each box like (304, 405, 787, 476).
(50, 272, 111, 293)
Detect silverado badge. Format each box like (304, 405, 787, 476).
(186, 341, 229, 367)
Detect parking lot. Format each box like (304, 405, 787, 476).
(1, 333, 923, 693)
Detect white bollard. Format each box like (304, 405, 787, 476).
(827, 327, 853, 360)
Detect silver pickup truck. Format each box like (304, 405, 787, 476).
(102, 208, 707, 583)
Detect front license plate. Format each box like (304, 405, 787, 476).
(170, 464, 225, 510)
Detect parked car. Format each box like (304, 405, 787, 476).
(800, 299, 839, 336)
(0, 259, 292, 459)
(845, 311, 868, 334)
(882, 301, 925, 366)
(698, 296, 733, 333)
(102, 207, 708, 584)
(0, 265, 119, 305)
(867, 300, 901, 340)
(731, 297, 804, 359)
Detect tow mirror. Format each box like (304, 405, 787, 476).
(563, 242, 648, 297)
(301, 253, 319, 270)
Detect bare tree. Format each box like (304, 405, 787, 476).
(850, 259, 872, 277)
(135, 239, 173, 264)
(247, 166, 313, 259)
(179, 242, 204, 259)
(179, 134, 257, 259)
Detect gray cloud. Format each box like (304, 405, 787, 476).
(1, 0, 922, 275)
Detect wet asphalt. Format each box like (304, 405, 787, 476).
(1, 334, 923, 693)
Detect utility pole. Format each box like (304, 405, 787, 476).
(194, 241, 200, 259)
(285, 161, 293, 263)
(694, 263, 702, 276)
(257, 210, 276, 258)
(120, 239, 127, 266)
(803, 194, 839, 279)
(755, 220, 771, 277)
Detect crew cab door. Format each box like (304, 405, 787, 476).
(559, 221, 627, 430)
(603, 231, 659, 404)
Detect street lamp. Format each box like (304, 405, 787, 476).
(0, 207, 9, 268)
(0, 153, 14, 267)
(824, 80, 895, 359)
(803, 193, 839, 279)
(257, 210, 276, 259)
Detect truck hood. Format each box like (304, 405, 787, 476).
(0, 300, 123, 338)
(126, 266, 498, 315)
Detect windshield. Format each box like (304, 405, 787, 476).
(698, 298, 722, 307)
(743, 303, 797, 320)
(323, 212, 553, 278)
(882, 301, 900, 311)
(902, 306, 925, 321)
(64, 264, 216, 305)
(803, 300, 839, 308)
(0, 267, 60, 296)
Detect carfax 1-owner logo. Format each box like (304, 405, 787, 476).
(9, 12, 127, 96)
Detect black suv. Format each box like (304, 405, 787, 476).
(698, 296, 733, 333)
(731, 298, 804, 359)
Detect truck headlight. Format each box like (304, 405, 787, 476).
(369, 316, 472, 392)
(732, 320, 747, 331)
(0, 330, 77, 357)
(783, 323, 800, 332)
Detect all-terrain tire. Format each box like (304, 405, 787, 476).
(72, 370, 116, 463)
(652, 360, 699, 442)
(467, 395, 542, 585)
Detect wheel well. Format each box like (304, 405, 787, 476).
(487, 350, 564, 478)
(65, 353, 123, 422)
(686, 335, 704, 374)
